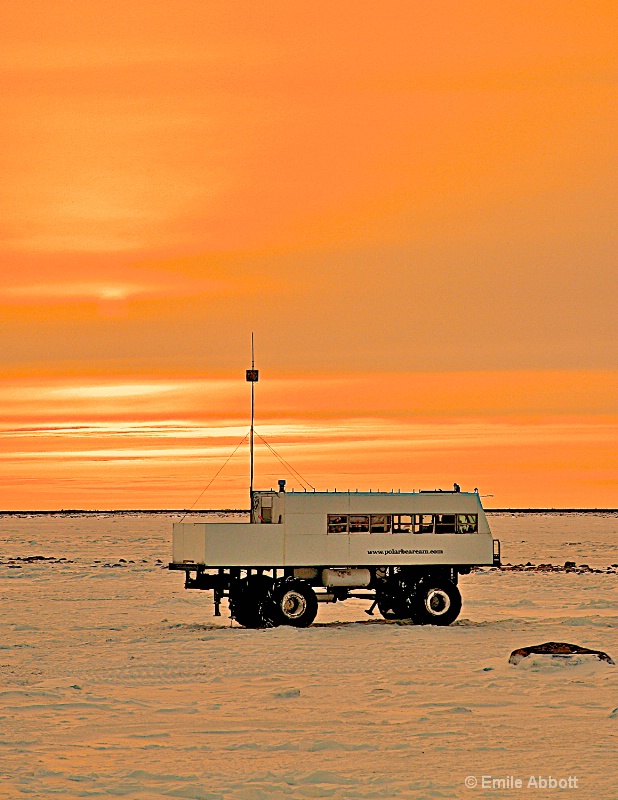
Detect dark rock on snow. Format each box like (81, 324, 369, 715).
(509, 641, 615, 665)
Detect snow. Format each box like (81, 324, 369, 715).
(0, 512, 616, 798)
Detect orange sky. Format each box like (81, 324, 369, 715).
(1, 2, 616, 508)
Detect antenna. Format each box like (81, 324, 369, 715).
(246, 333, 259, 518)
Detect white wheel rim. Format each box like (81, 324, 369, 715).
(425, 588, 450, 616)
(282, 590, 307, 619)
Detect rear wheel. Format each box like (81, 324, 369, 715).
(411, 577, 461, 625)
(229, 575, 278, 629)
(270, 579, 318, 627)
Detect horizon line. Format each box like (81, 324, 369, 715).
(1, 507, 617, 515)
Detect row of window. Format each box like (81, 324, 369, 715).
(326, 513, 478, 535)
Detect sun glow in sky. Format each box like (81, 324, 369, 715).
(1, 1, 616, 509)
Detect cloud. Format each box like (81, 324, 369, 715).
(50, 382, 190, 399)
(4, 282, 151, 301)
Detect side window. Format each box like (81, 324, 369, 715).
(261, 496, 273, 524)
(326, 512, 475, 534)
(349, 515, 370, 533)
(415, 514, 434, 533)
(435, 514, 456, 533)
(370, 514, 391, 533)
(393, 514, 413, 533)
(457, 514, 478, 533)
(327, 514, 348, 533)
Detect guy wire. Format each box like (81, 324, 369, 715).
(254, 430, 315, 491)
(179, 430, 250, 522)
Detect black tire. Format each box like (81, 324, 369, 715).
(376, 575, 416, 621)
(377, 592, 410, 620)
(229, 575, 278, 629)
(410, 577, 461, 626)
(269, 579, 318, 627)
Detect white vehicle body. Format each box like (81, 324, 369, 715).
(170, 488, 500, 628)
(172, 489, 495, 569)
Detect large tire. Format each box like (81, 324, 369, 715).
(377, 590, 410, 620)
(411, 577, 461, 626)
(376, 575, 416, 621)
(269, 579, 318, 627)
(229, 575, 278, 629)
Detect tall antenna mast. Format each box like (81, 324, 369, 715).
(246, 333, 259, 518)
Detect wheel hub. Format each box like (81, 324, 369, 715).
(425, 588, 451, 616)
(282, 590, 307, 619)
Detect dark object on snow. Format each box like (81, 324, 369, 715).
(509, 641, 615, 665)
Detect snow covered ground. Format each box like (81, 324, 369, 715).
(0, 513, 616, 799)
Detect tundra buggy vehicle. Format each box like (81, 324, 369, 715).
(170, 485, 501, 627)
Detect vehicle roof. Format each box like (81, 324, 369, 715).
(255, 488, 486, 515)
(255, 489, 477, 497)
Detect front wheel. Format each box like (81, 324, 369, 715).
(269, 579, 318, 627)
(376, 574, 416, 621)
(377, 587, 411, 620)
(411, 578, 461, 626)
